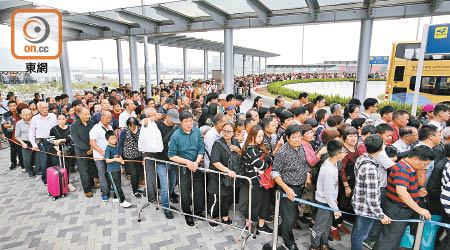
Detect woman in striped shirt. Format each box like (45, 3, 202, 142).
(240, 125, 273, 234)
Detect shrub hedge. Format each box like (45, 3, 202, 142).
(267, 78, 422, 116)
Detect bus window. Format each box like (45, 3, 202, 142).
(409, 76, 450, 95)
(394, 66, 405, 81)
(395, 43, 420, 60)
(437, 77, 450, 95)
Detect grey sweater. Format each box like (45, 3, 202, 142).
(315, 159, 339, 210)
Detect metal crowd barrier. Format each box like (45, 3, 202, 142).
(270, 190, 438, 250)
(138, 157, 255, 250)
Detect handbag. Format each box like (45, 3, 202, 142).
(259, 153, 275, 190)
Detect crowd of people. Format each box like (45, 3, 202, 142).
(0, 72, 449, 250)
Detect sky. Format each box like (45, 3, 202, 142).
(0, 0, 449, 71)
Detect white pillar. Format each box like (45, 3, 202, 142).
(128, 35, 139, 91)
(264, 57, 267, 73)
(155, 43, 161, 85)
(116, 39, 124, 87)
(204, 50, 208, 80)
(143, 35, 151, 98)
(259, 56, 261, 75)
(59, 41, 73, 102)
(224, 28, 233, 94)
(183, 47, 187, 81)
(251, 56, 254, 75)
(354, 19, 373, 104)
(219, 52, 223, 71)
(242, 55, 245, 76)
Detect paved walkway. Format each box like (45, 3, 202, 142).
(0, 96, 351, 250)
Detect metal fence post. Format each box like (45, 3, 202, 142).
(413, 216, 425, 250)
(272, 190, 281, 250)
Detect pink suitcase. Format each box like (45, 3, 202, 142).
(47, 166, 68, 200)
(47, 148, 68, 200)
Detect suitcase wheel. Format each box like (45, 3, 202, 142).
(62, 194, 66, 198)
(52, 197, 56, 201)
(48, 192, 51, 196)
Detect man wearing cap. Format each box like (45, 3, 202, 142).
(153, 108, 181, 219)
(218, 94, 227, 113)
(420, 104, 435, 126)
(224, 102, 236, 123)
(429, 104, 449, 131)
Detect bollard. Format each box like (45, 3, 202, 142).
(413, 215, 425, 250)
(272, 190, 281, 250)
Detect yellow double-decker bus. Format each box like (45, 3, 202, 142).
(385, 41, 450, 105)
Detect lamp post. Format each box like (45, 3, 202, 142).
(92, 57, 105, 88)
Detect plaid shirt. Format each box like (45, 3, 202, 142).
(352, 153, 386, 219)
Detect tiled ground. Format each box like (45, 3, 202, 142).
(0, 98, 351, 250)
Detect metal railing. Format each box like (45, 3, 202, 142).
(270, 191, 437, 250)
(138, 156, 256, 249)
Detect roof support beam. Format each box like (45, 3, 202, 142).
(65, 14, 129, 35)
(164, 37, 197, 46)
(305, 0, 320, 21)
(116, 11, 158, 32)
(193, 0, 228, 26)
(0, 4, 35, 23)
(191, 41, 219, 50)
(363, 0, 377, 17)
(153, 5, 192, 29)
(148, 35, 186, 44)
(63, 19, 104, 37)
(0, 0, 32, 10)
(245, 0, 271, 23)
(62, 28, 81, 40)
(431, 0, 445, 12)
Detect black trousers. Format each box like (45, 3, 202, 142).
(21, 147, 35, 176)
(280, 185, 304, 247)
(75, 148, 96, 193)
(208, 191, 233, 219)
(179, 168, 205, 216)
(240, 181, 271, 222)
(9, 140, 23, 167)
(108, 171, 125, 203)
(124, 157, 143, 193)
(373, 199, 415, 250)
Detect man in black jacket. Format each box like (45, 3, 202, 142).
(71, 108, 98, 197)
(1, 101, 23, 170)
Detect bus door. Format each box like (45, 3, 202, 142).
(391, 65, 407, 103)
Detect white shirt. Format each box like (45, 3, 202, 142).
(29, 113, 58, 148)
(118, 110, 136, 128)
(392, 139, 411, 153)
(89, 123, 111, 159)
(374, 145, 396, 187)
(429, 120, 443, 131)
(203, 127, 221, 169)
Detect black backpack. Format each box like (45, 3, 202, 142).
(216, 139, 243, 187)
